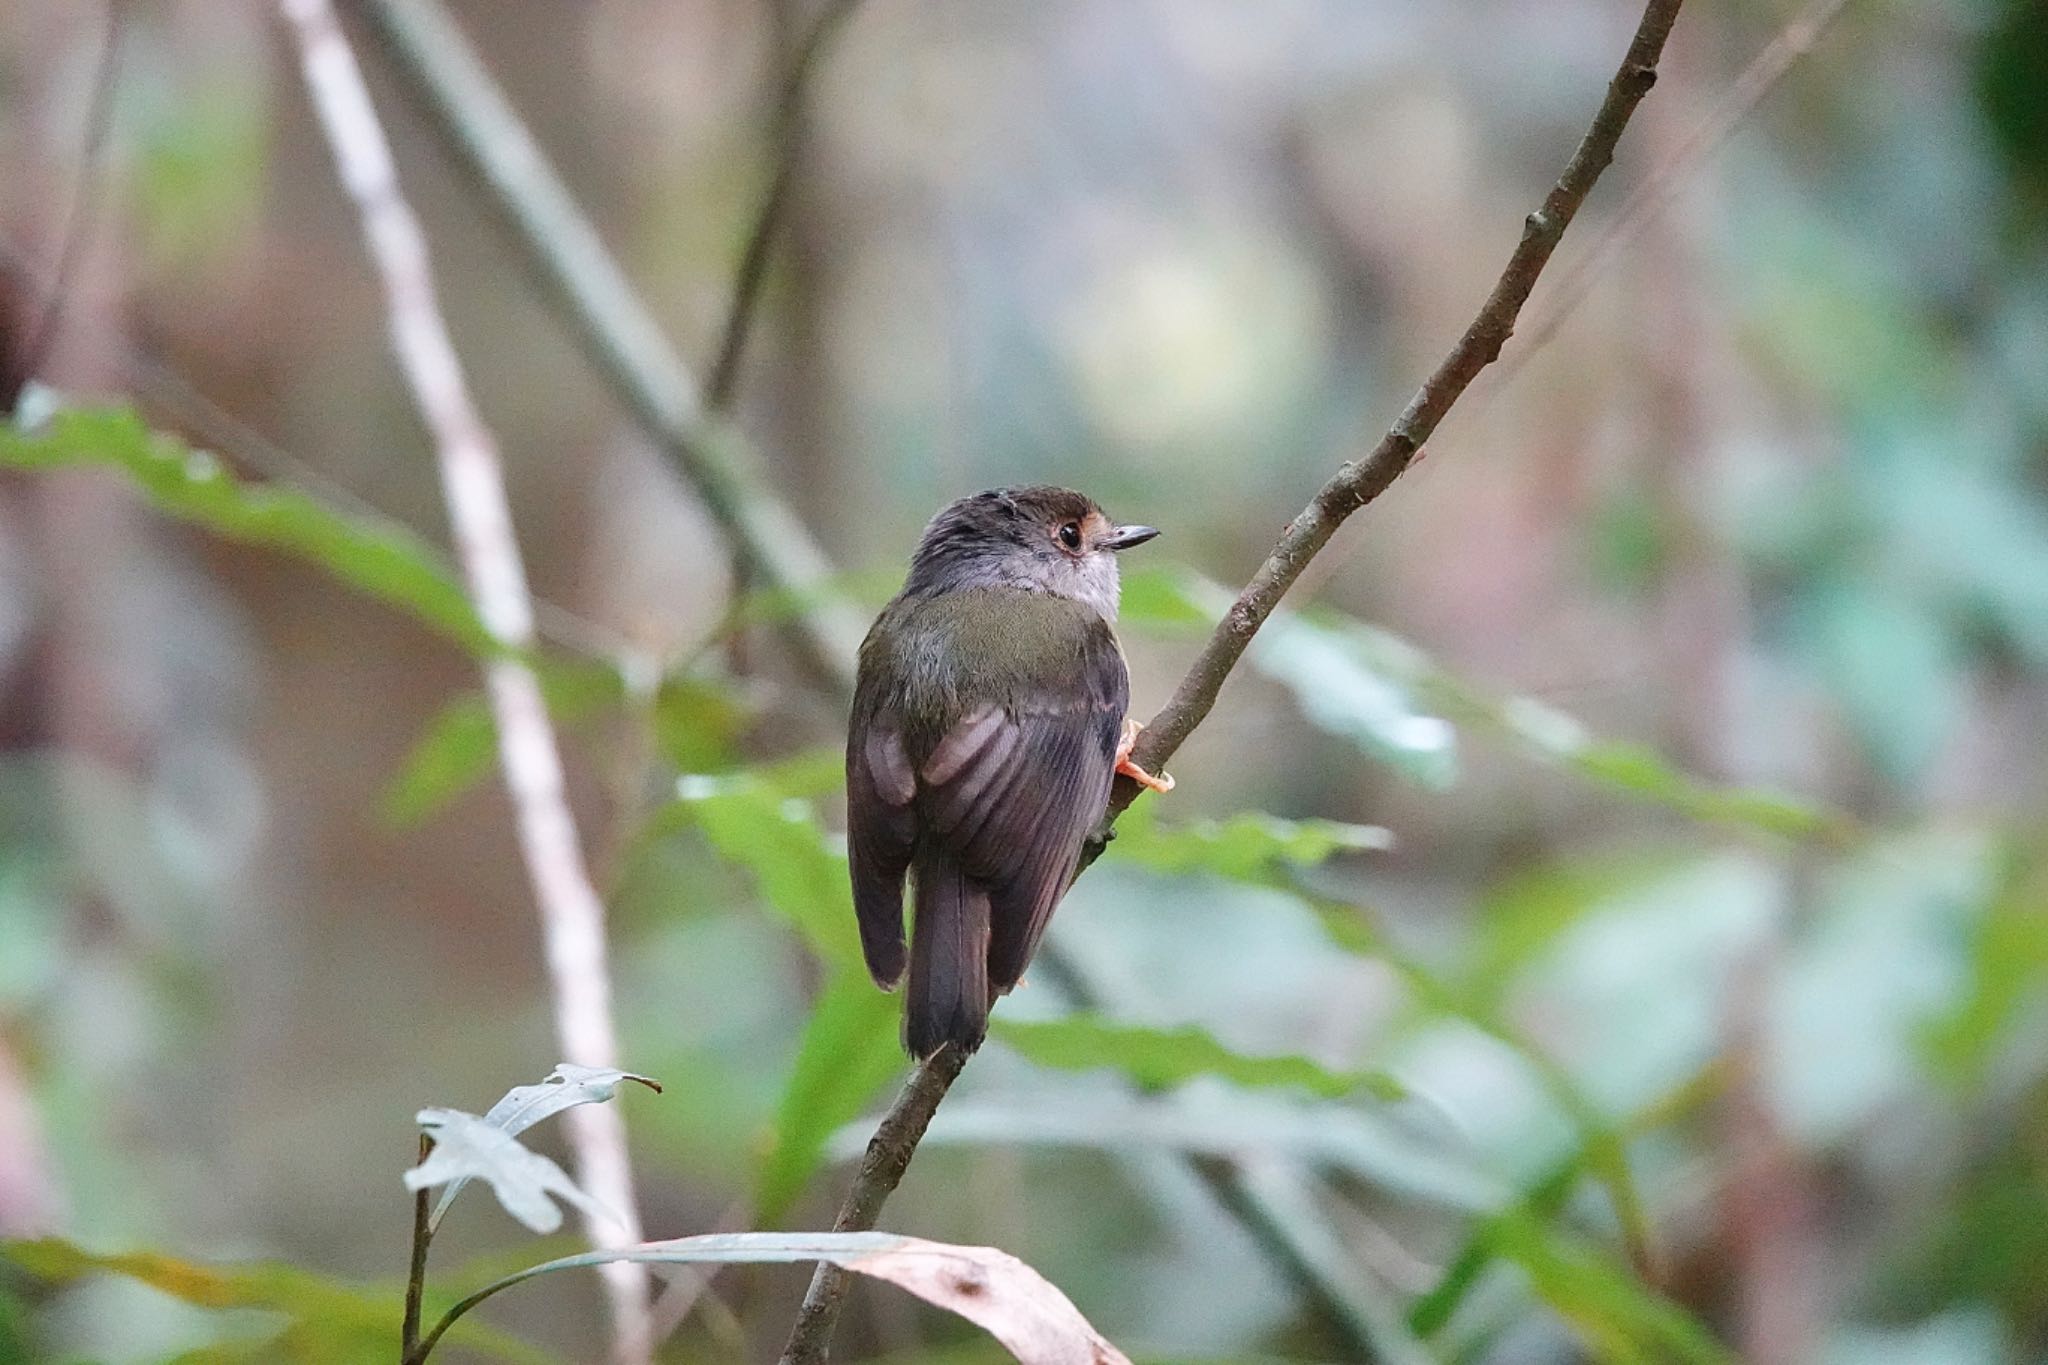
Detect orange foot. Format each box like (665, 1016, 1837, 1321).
(1115, 717, 1175, 794)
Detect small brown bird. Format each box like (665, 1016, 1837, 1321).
(846, 487, 1171, 1058)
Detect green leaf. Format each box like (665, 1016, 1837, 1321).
(660, 771, 861, 969)
(648, 767, 904, 1221)
(0, 406, 492, 654)
(1252, 610, 1459, 788)
(1125, 570, 1843, 839)
(380, 693, 501, 827)
(1106, 802, 1391, 882)
(756, 973, 904, 1223)
(2, 1237, 546, 1363)
(1310, 900, 1657, 1292)
(381, 661, 625, 826)
(1919, 843, 2048, 1088)
(650, 674, 750, 773)
(1485, 1214, 1734, 1365)
(1411, 1067, 1723, 1342)
(1116, 564, 1216, 633)
(995, 1012, 1403, 1101)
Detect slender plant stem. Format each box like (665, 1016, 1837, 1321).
(401, 1134, 433, 1359)
(1097, 0, 1687, 840)
(9, 0, 125, 403)
(780, 2, 1686, 1359)
(706, 0, 866, 413)
(778, 1046, 969, 1365)
(352, 0, 867, 697)
(1492, 0, 1852, 391)
(275, 2, 652, 1359)
(347, 16, 1388, 1343)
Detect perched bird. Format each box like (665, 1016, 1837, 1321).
(847, 487, 1172, 1058)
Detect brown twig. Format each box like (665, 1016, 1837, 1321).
(706, 0, 866, 413)
(1492, 0, 1852, 391)
(779, 1046, 970, 1365)
(9, 0, 125, 404)
(352, 0, 868, 697)
(276, 2, 653, 1358)
(402, 1134, 433, 1358)
(1103, 0, 1685, 830)
(780, 3, 1688, 1359)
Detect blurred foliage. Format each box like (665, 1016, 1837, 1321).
(5, 1, 2048, 1362)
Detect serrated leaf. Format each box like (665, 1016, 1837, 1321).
(427, 1064, 661, 1233)
(409, 1108, 612, 1236)
(995, 1012, 1403, 1101)
(2, 1236, 545, 1363)
(0, 405, 492, 654)
(1108, 802, 1391, 882)
(756, 973, 904, 1223)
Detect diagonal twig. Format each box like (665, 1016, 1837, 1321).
(8, 0, 126, 406)
(706, 0, 867, 412)
(349, 15, 1414, 1346)
(1492, 0, 1853, 392)
(352, 0, 867, 696)
(781, 1, 1687, 1360)
(274, 2, 653, 1359)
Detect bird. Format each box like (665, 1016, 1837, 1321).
(846, 486, 1172, 1059)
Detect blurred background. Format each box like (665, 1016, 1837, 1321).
(3, 0, 2047, 1360)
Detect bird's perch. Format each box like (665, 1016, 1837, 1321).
(780, 1, 1686, 1360)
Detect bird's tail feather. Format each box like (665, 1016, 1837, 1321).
(906, 850, 991, 1059)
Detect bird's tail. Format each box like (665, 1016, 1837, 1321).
(905, 849, 992, 1059)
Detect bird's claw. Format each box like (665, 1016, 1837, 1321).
(1115, 717, 1175, 794)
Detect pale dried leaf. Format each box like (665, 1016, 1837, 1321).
(482, 1232, 1129, 1365)
(429, 1064, 659, 1232)
(407, 1108, 614, 1236)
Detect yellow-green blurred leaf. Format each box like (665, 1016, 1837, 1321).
(995, 1012, 1403, 1101)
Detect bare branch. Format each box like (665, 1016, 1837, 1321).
(274, 2, 652, 1358)
(1495, 0, 1852, 390)
(8, 0, 126, 405)
(779, 1046, 969, 1365)
(780, 2, 1687, 1358)
(707, 0, 867, 413)
(1109, 0, 1687, 819)
(352, 0, 867, 696)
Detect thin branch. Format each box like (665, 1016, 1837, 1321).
(402, 1134, 433, 1357)
(707, 0, 866, 413)
(274, 3, 653, 1360)
(779, 1046, 970, 1365)
(352, 0, 867, 696)
(781, 3, 1686, 1358)
(1493, 0, 1853, 390)
(1107, 0, 1687, 820)
(9, 0, 125, 404)
(352, 0, 1684, 1359)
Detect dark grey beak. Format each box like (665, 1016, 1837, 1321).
(1101, 524, 1159, 552)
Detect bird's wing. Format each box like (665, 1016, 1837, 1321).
(847, 622, 919, 989)
(913, 613, 1126, 994)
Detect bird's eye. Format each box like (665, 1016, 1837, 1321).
(1058, 521, 1083, 550)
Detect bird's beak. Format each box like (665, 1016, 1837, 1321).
(1101, 524, 1160, 552)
